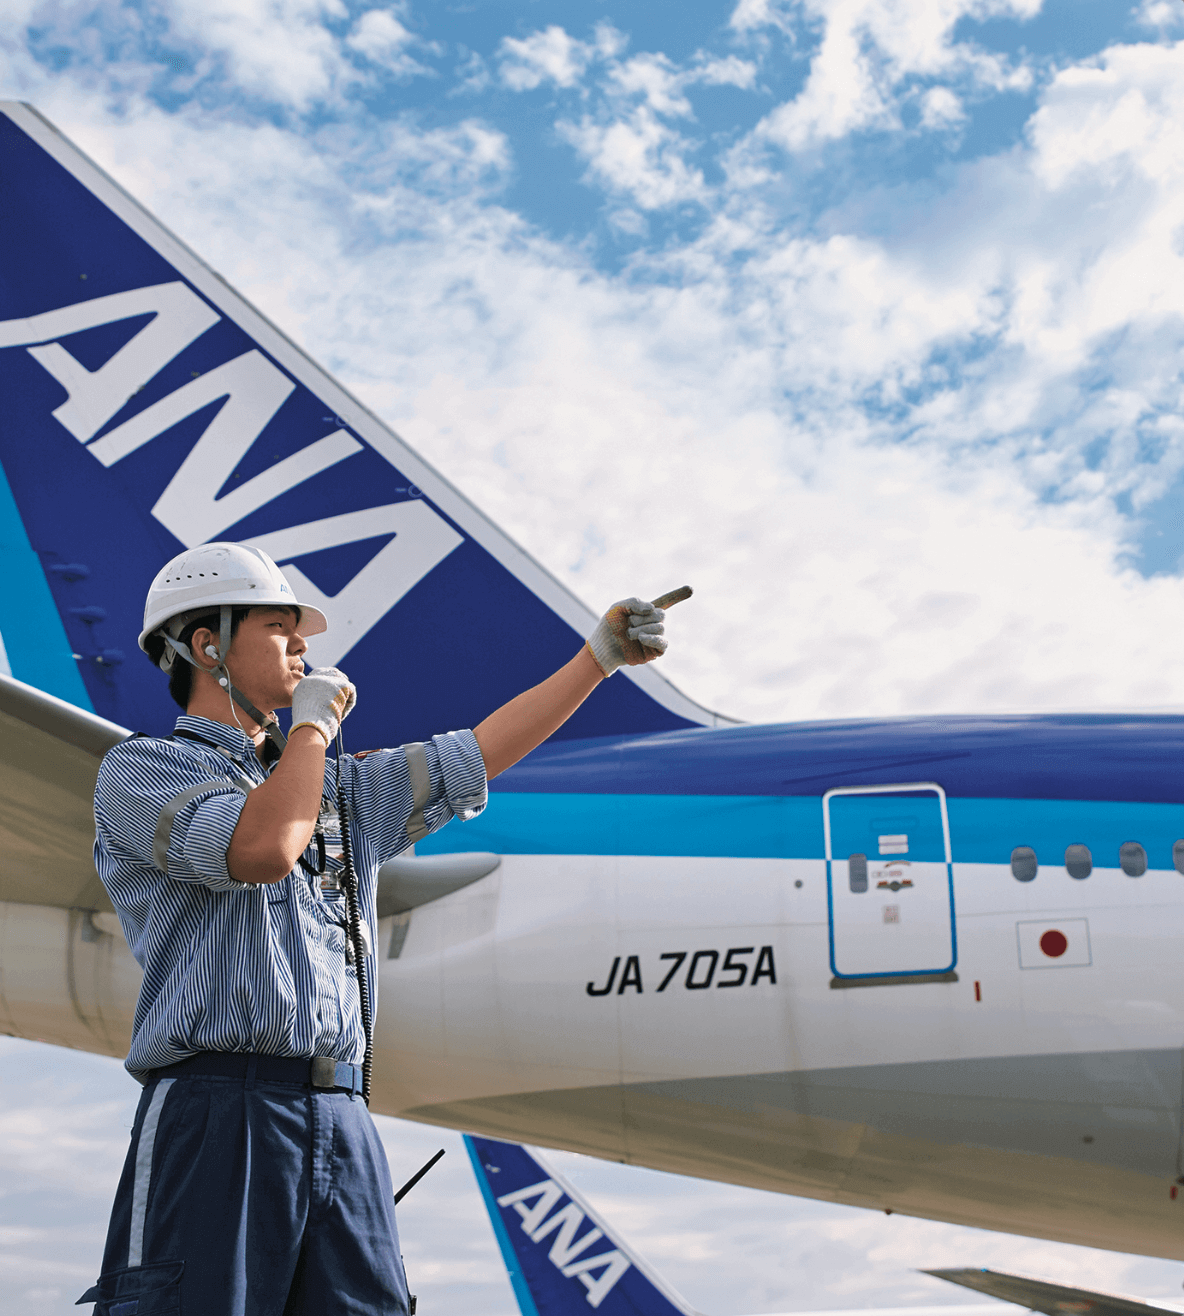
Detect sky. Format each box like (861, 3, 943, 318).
(3, 0, 1184, 1310)
(4, 0, 1184, 728)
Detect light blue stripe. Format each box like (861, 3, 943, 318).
(420, 792, 1184, 866)
(946, 797, 1184, 871)
(0, 456, 93, 709)
(418, 793, 822, 858)
(463, 1135, 541, 1316)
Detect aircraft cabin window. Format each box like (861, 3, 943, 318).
(848, 854, 868, 893)
(1174, 840, 1184, 874)
(1010, 847, 1037, 882)
(1119, 842, 1146, 877)
(1065, 844, 1092, 880)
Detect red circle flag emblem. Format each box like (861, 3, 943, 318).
(1040, 929, 1069, 958)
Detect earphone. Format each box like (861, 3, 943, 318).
(204, 645, 231, 690)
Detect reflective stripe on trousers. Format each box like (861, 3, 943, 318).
(127, 1078, 175, 1267)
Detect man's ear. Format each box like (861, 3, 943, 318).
(190, 628, 219, 671)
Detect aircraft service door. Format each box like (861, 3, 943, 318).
(823, 783, 956, 982)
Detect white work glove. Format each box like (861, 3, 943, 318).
(585, 586, 692, 677)
(290, 667, 357, 745)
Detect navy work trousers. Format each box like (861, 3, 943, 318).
(79, 1066, 411, 1314)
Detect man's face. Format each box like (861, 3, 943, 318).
(220, 607, 307, 710)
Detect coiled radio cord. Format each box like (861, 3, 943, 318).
(336, 729, 373, 1105)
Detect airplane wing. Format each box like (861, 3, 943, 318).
(924, 1270, 1183, 1316)
(0, 667, 498, 918)
(0, 670, 128, 913)
(465, 1133, 699, 1316)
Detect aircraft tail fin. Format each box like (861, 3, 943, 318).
(0, 101, 724, 745)
(464, 1134, 698, 1316)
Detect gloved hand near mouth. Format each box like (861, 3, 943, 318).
(290, 667, 357, 745)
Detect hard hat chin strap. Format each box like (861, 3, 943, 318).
(224, 684, 288, 756)
(162, 605, 288, 755)
(218, 604, 232, 671)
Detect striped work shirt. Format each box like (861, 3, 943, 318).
(94, 714, 487, 1079)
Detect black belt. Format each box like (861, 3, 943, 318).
(151, 1051, 363, 1096)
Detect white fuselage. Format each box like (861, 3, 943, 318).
(373, 848, 1184, 1259)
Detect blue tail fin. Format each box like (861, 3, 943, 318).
(465, 1134, 696, 1316)
(0, 102, 716, 744)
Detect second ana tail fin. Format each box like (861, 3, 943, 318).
(465, 1134, 698, 1316)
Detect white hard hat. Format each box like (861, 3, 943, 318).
(139, 542, 327, 664)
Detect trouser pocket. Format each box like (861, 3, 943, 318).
(76, 1260, 184, 1313)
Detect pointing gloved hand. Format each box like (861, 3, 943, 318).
(290, 667, 357, 745)
(585, 586, 692, 677)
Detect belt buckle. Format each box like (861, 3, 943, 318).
(310, 1057, 337, 1089)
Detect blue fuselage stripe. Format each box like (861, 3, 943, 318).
(415, 793, 1184, 867)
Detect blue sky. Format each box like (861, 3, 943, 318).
(4, 0, 1184, 1309)
(37, 0, 1155, 259)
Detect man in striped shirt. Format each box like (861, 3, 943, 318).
(81, 541, 676, 1316)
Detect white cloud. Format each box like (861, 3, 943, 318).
(608, 52, 696, 117)
(559, 110, 706, 208)
(542, 47, 759, 211)
(494, 21, 627, 93)
(608, 207, 649, 236)
(762, 4, 897, 147)
(4, 0, 397, 109)
(451, 49, 491, 95)
(602, 50, 759, 116)
(354, 38, 1184, 720)
(592, 21, 629, 60)
(498, 25, 595, 91)
(494, 29, 751, 213)
(729, 0, 798, 35)
(751, 0, 1037, 150)
(162, 0, 354, 109)
(4, 0, 439, 110)
(346, 8, 436, 79)
(1027, 40, 1184, 192)
(695, 53, 759, 88)
(920, 84, 965, 127)
(348, 9, 410, 58)
(1133, 0, 1184, 31)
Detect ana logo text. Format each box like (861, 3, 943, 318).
(0, 282, 463, 665)
(496, 1177, 629, 1308)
